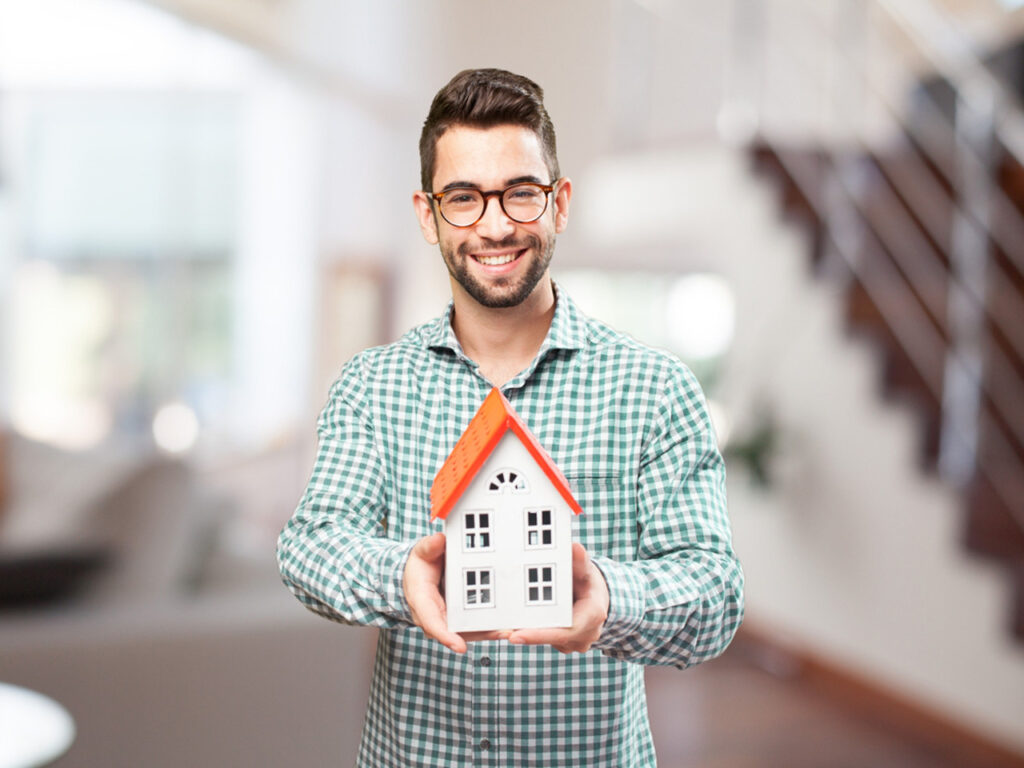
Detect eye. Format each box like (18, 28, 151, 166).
(507, 185, 541, 200)
(445, 190, 479, 205)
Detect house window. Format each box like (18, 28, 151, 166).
(463, 511, 493, 551)
(488, 468, 529, 494)
(526, 565, 556, 605)
(525, 508, 555, 548)
(464, 569, 494, 609)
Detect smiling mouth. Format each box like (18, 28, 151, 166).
(472, 250, 523, 266)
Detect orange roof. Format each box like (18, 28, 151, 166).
(430, 388, 583, 520)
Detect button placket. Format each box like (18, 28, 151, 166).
(471, 641, 500, 764)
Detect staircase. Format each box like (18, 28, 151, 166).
(750, 104, 1024, 642)
(729, 2, 1024, 645)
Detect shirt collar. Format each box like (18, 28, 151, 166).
(424, 282, 589, 357)
(541, 282, 588, 353)
(423, 303, 462, 355)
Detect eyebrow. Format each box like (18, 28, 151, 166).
(438, 175, 547, 193)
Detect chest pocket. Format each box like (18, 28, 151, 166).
(566, 473, 638, 561)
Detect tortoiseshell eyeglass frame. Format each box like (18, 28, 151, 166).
(426, 181, 557, 227)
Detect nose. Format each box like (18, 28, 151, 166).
(474, 192, 515, 239)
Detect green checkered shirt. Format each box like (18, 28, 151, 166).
(277, 286, 744, 767)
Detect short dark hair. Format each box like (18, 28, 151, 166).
(419, 68, 560, 192)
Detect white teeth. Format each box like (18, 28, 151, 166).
(475, 253, 517, 266)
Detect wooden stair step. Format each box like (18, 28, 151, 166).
(963, 473, 1024, 560)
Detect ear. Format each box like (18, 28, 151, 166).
(552, 177, 572, 234)
(413, 191, 440, 245)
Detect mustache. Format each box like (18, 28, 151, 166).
(457, 234, 540, 258)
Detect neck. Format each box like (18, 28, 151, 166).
(450, 278, 556, 387)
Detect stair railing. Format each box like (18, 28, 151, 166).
(728, 0, 1024, 534)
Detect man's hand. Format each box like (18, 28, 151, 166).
(508, 543, 610, 654)
(403, 532, 508, 654)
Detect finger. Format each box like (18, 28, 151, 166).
(418, 607, 467, 654)
(510, 629, 589, 654)
(571, 542, 592, 588)
(573, 544, 589, 573)
(407, 534, 464, 653)
(414, 531, 447, 561)
(434, 634, 468, 654)
(460, 630, 512, 643)
(507, 628, 569, 647)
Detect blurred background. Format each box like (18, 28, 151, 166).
(0, 0, 1023, 765)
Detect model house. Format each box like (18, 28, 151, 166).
(431, 388, 583, 633)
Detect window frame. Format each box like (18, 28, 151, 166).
(525, 564, 557, 605)
(463, 567, 495, 610)
(524, 507, 556, 549)
(462, 509, 494, 552)
(486, 467, 529, 494)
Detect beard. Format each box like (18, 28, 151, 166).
(441, 231, 555, 309)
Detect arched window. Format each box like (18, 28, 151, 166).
(487, 468, 529, 494)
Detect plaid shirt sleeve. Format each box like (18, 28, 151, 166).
(591, 363, 744, 668)
(276, 355, 414, 628)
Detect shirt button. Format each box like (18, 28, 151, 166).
(479, 656, 492, 667)
(480, 739, 491, 751)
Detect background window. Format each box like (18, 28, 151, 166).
(6, 93, 239, 450)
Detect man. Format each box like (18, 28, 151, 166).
(277, 68, 744, 767)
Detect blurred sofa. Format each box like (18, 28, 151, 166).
(0, 434, 375, 767)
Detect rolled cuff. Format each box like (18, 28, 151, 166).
(590, 555, 646, 651)
(379, 539, 417, 623)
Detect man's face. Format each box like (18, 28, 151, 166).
(413, 124, 571, 310)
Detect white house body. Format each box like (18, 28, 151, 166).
(444, 433, 574, 633)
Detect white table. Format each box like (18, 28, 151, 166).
(0, 683, 75, 768)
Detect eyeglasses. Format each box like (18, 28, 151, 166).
(427, 182, 556, 227)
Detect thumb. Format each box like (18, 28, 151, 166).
(571, 542, 588, 573)
(415, 531, 447, 561)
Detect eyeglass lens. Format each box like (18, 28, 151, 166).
(439, 184, 548, 226)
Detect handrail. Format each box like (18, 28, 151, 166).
(771, 0, 1024, 449)
(759, 15, 1024, 411)
(799, 0, 1024, 292)
(744, 0, 1024, 534)
(844, 160, 1024, 451)
(873, 148, 1024, 364)
(876, 0, 1024, 170)
(878, 80, 1024, 281)
(766, 146, 1024, 531)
